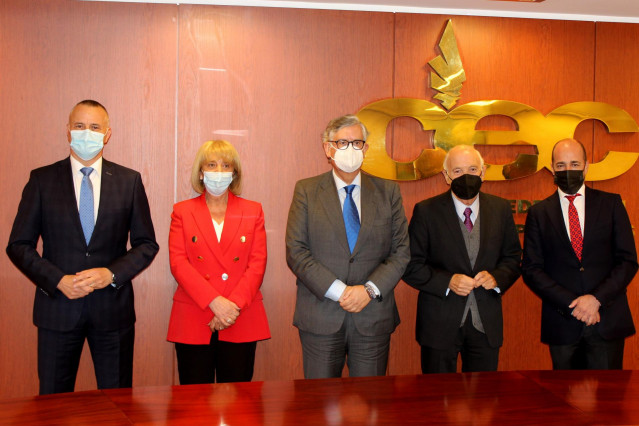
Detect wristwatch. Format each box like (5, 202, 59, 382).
(364, 283, 383, 302)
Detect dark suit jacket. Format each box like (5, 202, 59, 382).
(285, 171, 410, 337)
(6, 157, 159, 332)
(402, 191, 521, 350)
(522, 187, 637, 345)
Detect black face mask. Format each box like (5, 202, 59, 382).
(450, 174, 483, 200)
(554, 170, 585, 194)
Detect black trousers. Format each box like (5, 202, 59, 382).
(37, 319, 134, 395)
(549, 324, 625, 370)
(175, 332, 257, 384)
(421, 313, 499, 374)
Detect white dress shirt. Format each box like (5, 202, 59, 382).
(557, 184, 586, 239)
(70, 155, 102, 224)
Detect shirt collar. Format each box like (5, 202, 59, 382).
(70, 155, 103, 177)
(557, 184, 586, 199)
(332, 170, 361, 191)
(451, 191, 479, 219)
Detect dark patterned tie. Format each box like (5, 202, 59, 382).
(566, 194, 583, 260)
(79, 167, 95, 245)
(463, 207, 473, 232)
(343, 185, 360, 253)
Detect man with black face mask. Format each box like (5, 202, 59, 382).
(523, 138, 637, 370)
(403, 145, 521, 373)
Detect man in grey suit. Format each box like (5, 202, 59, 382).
(403, 145, 521, 373)
(286, 114, 410, 379)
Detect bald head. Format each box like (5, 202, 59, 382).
(443, 145, 485, 178)
(551, 138, 588, 174)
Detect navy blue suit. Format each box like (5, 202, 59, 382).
(522, 187, 637, 348)
(7, 157, 158, 393)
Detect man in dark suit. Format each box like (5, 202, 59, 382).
(286, 114, 409, 379)
(403, 145, 521, 373)
(6, 100, 159, 394)
(522, 138, 637, 370)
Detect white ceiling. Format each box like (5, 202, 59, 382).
(90, 0, 639, 23)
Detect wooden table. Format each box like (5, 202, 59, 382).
(2, 370, 637, 425)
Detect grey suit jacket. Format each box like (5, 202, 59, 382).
(286, 171, 410, 336)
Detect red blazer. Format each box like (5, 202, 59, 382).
(167, 192, 270, 344)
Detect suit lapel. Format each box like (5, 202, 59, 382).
(440, 191, 473, 271)
(60, 158, 88, 247)
(93, 159, 113, 241)
(318, 172, 350, 254)
(582, 186, 600, 256)
(353, 174, 379, 255)
(190, 194, 226, 263)
(475, 193, 492, 274)
(546, 191, 575, 256)
(219, 192, 242, 256)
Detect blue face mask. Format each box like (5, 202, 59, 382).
(70, 129, 105, 161)
(203, 171, 233, 196)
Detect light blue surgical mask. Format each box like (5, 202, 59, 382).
(203, 171, 233, 196)
(70, 129, 105, 161)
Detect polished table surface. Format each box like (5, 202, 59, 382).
(2, 370, 638, 425)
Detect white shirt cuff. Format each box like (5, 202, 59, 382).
(325, 279, 347, 301)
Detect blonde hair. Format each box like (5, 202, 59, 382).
(190, 140, 242, 195)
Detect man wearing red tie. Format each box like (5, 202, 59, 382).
(523, 138, 638, 369)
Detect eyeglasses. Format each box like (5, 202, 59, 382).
(329, 139, 366, 150)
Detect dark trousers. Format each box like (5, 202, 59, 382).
(421, 313, 499, 374)
(175, 332, 257, 384)
(549, 324, 625, 370)
(37, 321, 135, 395)
(298, 313, 391, 379)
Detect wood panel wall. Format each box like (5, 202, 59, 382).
(1, 0, 639, 398)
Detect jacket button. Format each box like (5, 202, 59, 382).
(197, 256, 204, 261)
(233, 257, 239, 262)
(221, 273, 228, 280)
(205, 274, 210, 280)
(349, 258, 354, 263)
(580, 267, 585, 272)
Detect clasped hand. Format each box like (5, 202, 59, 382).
(569, 295, 601, 326)
(208, 296, 240, 331)
(339, 285, 371, 313)
(448, 271, 497, 297)
(57, 268, 113, 299)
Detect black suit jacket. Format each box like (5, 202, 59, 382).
(522, 187, 637, 345)
(7, 157, 159, 331)
(403, 191, 521, 350)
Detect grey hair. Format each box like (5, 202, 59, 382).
(322, 114, 368, 143)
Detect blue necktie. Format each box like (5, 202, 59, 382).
(343, 185, 360, 253)
(79, 167, 95, 245)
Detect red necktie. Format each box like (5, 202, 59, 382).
(565, 194, 583, 261)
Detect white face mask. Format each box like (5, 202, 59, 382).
(69, 129, 105, 161)
(203, 171, 233, 196)
(331, 146, 364, 173)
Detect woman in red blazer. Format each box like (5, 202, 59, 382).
(167, 140, 270, 384)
